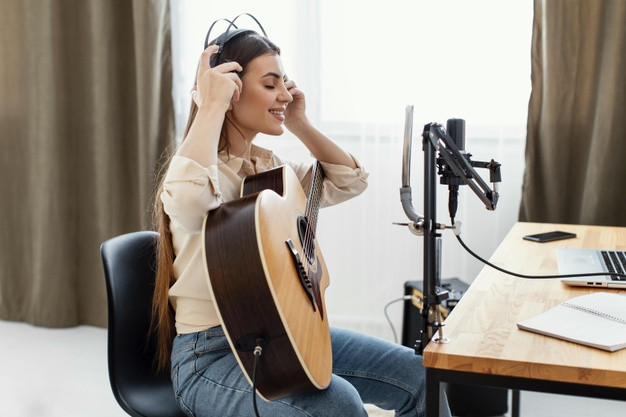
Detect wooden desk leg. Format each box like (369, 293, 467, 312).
(511, 389, 520, 417)
(425, 368, 440, 417)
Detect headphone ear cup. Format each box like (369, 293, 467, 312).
(208, 28, 254, 68)
(209, 52, 220, 68)
(209, 43, 224, 68)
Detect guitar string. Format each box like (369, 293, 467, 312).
(302, 164, 314, 259)
(311, 165, 325, 230)
(308, 164, 325, 259)
(302, 167, 317, 259)
(303, 162, 324, 262)
(307, 173, 322, 250)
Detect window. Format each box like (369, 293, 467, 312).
(319, 0, 532, 128)
(169, 0, 532, 338)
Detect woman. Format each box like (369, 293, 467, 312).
(152, 30, 450, 417)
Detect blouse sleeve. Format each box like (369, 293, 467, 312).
(278, 154, 369, 207)
(160, 155, 222, 232)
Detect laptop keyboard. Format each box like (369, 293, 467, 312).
(600, 251, 626, 280)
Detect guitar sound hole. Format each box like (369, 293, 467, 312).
(297, 216, 315, 264)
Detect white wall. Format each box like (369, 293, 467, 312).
(170, 0, 532, 341)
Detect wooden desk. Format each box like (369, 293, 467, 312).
(423, 222, 626, 417)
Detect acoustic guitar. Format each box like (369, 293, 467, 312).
(201, 162, 332, 401)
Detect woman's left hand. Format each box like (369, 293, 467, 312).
(284, 77, 308, 129)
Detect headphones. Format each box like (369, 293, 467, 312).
(204, 13, 268, 68)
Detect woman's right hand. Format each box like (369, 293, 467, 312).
(192, 45, 243, 112)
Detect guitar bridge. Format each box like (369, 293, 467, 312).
(286, 239, 317, 312)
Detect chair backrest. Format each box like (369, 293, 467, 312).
(101, 231, 186, 417)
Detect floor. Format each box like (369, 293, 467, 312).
(0, 320, 624, 416)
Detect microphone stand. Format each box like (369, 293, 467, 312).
(398, 105, 501, 355)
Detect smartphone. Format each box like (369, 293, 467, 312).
(523, 231, 577, 243)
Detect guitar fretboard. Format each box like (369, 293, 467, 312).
(302, 162, 325, 261)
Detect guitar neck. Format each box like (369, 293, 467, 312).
(305, 161, 325, 236)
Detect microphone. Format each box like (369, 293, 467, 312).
(445, 119, 465, 223)
(447, 118, 465, 151)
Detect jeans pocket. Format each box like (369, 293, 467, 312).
(172, 365, 196, 417)
(194, 327, 231, 356)
(171, 333, 198, 359)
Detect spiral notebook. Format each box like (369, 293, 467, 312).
(517, 292, 626, 352)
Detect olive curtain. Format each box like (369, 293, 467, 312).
(0, 0, 174, 327)
(519, 0, 626, 226)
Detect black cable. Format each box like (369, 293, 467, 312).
(454, 232, 626, 280)
(384, 296, 416, 343)
(251, 339, 264, 417)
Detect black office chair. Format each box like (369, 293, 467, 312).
(101, 231, 186, 417)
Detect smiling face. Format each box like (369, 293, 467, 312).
(227, 53, 293, 139)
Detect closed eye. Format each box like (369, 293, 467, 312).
(265, 85, 275, 90)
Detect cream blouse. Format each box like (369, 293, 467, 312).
(161, 144, 369, 334)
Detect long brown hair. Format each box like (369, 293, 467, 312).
(151, 32, 280, 371)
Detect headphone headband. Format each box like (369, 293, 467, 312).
(204, 13, 269, 67)
(203, 18, 237, 49)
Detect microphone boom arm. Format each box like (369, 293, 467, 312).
(425, 123, 500, 212)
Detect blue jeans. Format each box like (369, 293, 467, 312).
(171, 326, 451, 417)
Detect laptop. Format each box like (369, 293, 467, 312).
(557, 248, 626, 288)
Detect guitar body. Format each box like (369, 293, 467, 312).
(201, 165, 332, 401)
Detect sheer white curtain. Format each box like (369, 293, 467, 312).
(170, 0, 532, 340)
